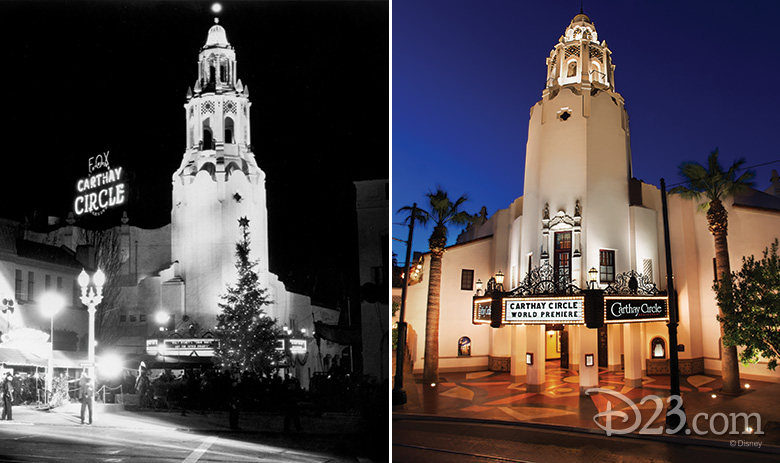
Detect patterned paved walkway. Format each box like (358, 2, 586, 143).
(399, 361, 777, 438)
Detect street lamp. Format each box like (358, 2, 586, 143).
(475, 279, 483, 297)
(40, 292, 65, 406)
(78, 268, 105, 382)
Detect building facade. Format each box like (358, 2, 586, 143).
(0, 20, 354, 387)
(402, 14, 780, 391)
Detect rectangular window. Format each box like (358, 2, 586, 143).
(600, 250, 615, 283)
(57, 277, 63, 291)
(120, 315, 127, 323)
(129, 315, 136, 322)
(460, 269, 475, 291)
(139, 314, 147, 322)
(15, 270, 22, 301)
(27, 271, 34, 302)
(45, 274, 51, 291)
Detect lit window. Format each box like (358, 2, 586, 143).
(600, 250, 615, 283)
(651, 337, 666, 359)
(458, 337, 471, 357)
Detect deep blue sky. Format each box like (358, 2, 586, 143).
(392, 0, 780, 262)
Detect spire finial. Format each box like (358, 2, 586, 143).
(580, 0, 584, 14)
(214, 17, 219, 24)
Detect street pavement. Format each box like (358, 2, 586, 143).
(393, 360, 780, 461)
(0, 402, 387, 462)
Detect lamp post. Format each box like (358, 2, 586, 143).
(78, 269, 105, 382)
(475, 279, 483, 297)
(1, 297, 14, 333)
(40, 292, 65, 406)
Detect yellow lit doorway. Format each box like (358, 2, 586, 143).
(545, 329, 561, 360)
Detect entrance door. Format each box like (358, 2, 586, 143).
(554, 231, 572, 291)
(598, 326, 608, 368)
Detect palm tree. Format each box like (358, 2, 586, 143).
(399, 187, 473, 384)
(671, 149, 754, 394)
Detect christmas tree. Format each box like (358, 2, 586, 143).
(214, 217, 283, 373)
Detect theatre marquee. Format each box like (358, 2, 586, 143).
(603, 296, 669, 324)
(502, 296, 585, 325)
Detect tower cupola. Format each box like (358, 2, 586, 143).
(195, 18, 238, 95)
(545, 13, 615, 91)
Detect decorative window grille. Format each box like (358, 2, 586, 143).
(589, 47, 603, 60)
(643, 259, 653, 282)
(201, 101, 215, 115)
(565, 46, 580, 59)
(224, 100, 236, 114)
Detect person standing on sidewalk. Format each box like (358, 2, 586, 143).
(1, 373, 13, 420)
(79, 372, 94, 425)
(282, 374, 302, 433)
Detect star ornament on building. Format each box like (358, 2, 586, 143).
(238, 217, 250, 228)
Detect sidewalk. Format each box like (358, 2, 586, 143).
(393, 362, 780, 452)
(5, 401, 368, 436)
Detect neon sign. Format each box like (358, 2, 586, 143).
(74, 151, 126, 216)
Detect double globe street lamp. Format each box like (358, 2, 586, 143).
(78, 268, 105, 381)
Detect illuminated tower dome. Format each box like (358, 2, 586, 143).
(171, 19, 273, 328)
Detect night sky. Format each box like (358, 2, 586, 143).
(392, 1, 780, 260)
(1, 1, 388, 304)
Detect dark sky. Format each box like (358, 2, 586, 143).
(1, 1, 388, 303)
(392, 0, 780, 259)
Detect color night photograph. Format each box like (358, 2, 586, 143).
(0, 1, 388, 462)
(392, 1, 780, 462)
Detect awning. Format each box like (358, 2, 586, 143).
(314, 321, 362, 345)
(126, 353, 214, 370)
(0, 347, 46, 368)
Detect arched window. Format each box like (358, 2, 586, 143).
(225, 117, 234, 144)
(458, 336, 471, 357)
(567, 60, 578, 77)
(202, 125, 213, 150)
(651, 337, 666, 359)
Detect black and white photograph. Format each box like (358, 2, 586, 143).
(0, 1, 388, 462)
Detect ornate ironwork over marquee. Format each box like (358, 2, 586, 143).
(507, 263, 582, 296)
(603, 270, 660, 296)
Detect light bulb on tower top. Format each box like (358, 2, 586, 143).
(211, 3, 222, 14)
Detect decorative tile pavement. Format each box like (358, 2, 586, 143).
(400, 360, 775, 435)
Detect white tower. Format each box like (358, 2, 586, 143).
(519, 12, 631, 289)
(516, 13, 641, 391)
(171, 19, 272, 329)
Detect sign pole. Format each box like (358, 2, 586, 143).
(661, 178, 686, 433)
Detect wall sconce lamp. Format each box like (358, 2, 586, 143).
(526, 353, 533, 365)
(585, 353, 595, 367)
(588, 267, 598, 289)
(475, 279, 483, 296)
(495, 270, 505, 292)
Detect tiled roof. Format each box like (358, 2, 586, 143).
(733, 188, 780, 213)
(15, 239, 81, 269)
